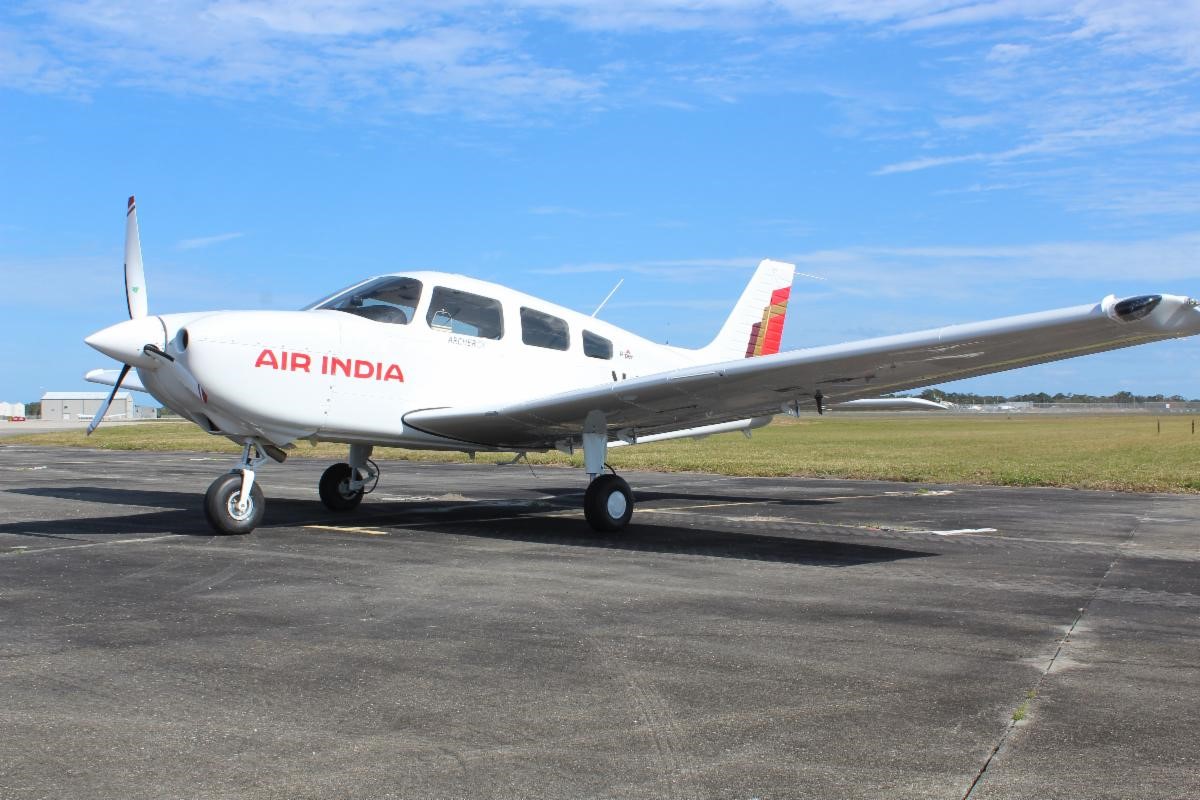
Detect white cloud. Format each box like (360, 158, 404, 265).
(986, 42, 1031, 62)
(875, 151, 991, 175)
(534, 234, 1200, 306)
(176, 232, 245, 250)
(2, 1, 602, 117)
(5, 2, 1199, 114)
(529, 205, 628, 219)
(4, 1, 1200, 217)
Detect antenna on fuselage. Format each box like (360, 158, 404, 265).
(591, 278, 624, 318)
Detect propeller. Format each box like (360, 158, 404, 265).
(125, 195, 148, 319)
(87, 364, 131, 435)
(87, 196, 148, 436)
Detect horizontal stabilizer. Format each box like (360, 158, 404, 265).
(85, 368, 147, 393)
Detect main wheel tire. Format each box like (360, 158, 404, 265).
(204, 472, 265, 535)
(584, 474, 633, 532)
(319, 463, 364, 511)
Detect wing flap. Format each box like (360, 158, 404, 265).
(403, 294, 1200, 449)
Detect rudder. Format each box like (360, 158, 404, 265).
(701, 259, 795, 360)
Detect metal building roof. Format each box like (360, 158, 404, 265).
(41, 392, 133, 401)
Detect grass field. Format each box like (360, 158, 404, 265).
(6, 414, 1199, 493)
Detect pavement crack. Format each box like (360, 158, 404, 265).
(960, 519, 1140, 800)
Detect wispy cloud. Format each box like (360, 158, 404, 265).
(4, 2, 1200, 219)
(0, 2, 602, 118)
(533, 256, 763, 277)
(176, 232, 245, 250)
(6, 2, 1199, 120)
(529, 205, 627, 218)
(535, 234, 1200, 304)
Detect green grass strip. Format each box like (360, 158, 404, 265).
(6, 415, 1199, 493)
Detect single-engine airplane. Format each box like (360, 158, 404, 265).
(85, 197, 1200, 535)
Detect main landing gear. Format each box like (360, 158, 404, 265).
(580, 410, 635, 532)
(584, 473, 633, 531)
(319, 444, 378, 512)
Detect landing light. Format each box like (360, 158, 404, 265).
(1112, 295, 1162, 322)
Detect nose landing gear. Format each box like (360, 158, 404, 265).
(204, 441, 271, 535)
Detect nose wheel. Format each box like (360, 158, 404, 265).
(204, 472, 265, 535)
(203, 440, 272, 535)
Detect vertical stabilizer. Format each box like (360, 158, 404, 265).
(700, 259, 795, 360)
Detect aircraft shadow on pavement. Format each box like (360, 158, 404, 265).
(532, 486, 840, 508)
(7, 485, 935, 566)
(14, 485, 201, 509)
(343, 493, 935, 567)
(6, 486, 216, 539)
(430, 514, 934, 567)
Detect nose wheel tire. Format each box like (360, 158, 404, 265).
(584, 474, 633, 532)
(204, 472, 265, 535)
(320, 463, 364, 511)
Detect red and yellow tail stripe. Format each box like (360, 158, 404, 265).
(744, 286, 790, 357)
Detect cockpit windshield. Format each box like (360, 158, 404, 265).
(305, 276, 423, 325)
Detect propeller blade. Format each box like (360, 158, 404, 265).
(87, 363, 131, 436)
(125, 195, 148, 319)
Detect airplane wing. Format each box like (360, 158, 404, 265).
(402, 293, 1200, 450)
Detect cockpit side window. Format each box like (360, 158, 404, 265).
(583, 330, 613, 359)
(520, 307, 570, 351)
(311, 277, 423, 325)
(426, 286, 504, 339)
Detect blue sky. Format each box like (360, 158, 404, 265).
(2, 1, 1199, 405)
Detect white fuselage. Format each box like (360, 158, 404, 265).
(138, 271, 704, 450)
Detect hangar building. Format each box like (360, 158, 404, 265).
(41, 391, 133, 421)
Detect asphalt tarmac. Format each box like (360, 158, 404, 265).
(1, 444, 1197, 800)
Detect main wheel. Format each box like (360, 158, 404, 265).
(204, 472, 265, 535)
(319, 463, 364, 511)
(584, 474, 633, 532)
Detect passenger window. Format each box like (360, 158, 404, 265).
(583, 330, 613, 360)
(315, 276, 422, 325)
(521, 307, 570, 351)
(426, 287, 504, 339)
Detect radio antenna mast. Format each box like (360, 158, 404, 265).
(591, 278, 624, 317)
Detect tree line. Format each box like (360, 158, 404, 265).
(915, 389, 1198, 405)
